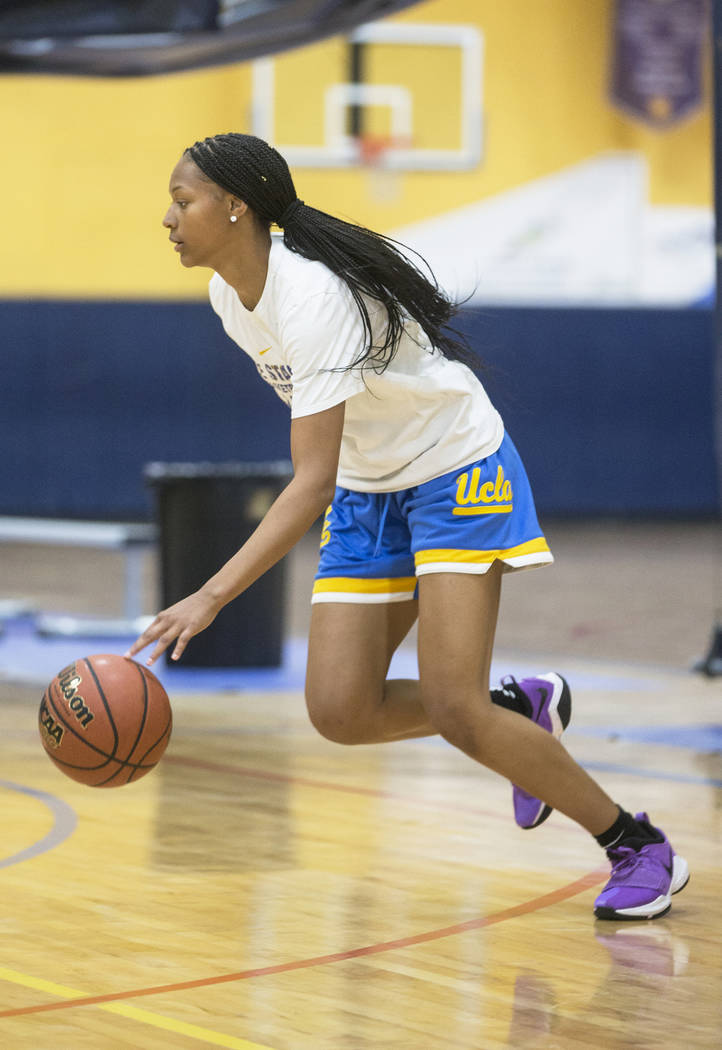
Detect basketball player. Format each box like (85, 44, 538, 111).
(128, 134, 688, 921)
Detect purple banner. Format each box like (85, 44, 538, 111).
(610, 0, 708, 127)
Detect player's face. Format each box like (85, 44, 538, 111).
(163, 156, 236, 269)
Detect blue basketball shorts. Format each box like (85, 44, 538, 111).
(312, 433, 553, 603)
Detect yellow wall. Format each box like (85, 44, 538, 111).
(0, 0, 710, 299)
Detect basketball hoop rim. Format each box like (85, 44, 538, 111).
(356, 133, 413, 168)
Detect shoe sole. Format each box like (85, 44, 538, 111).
(593, 854, 690, 921)
(518, 674, 571, 829)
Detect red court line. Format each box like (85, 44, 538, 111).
(0, 867, 608, 1019)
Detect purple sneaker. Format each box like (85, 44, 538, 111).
(500, 673, 571, 829)
(594, 813, 690, 921)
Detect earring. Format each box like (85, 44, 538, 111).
(230, 215, 238, 223)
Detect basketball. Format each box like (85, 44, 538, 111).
(38, 653, 172, 787)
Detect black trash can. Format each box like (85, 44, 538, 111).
(145, 461, 292, 668)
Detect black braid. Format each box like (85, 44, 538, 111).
(187, 132, 478, 373)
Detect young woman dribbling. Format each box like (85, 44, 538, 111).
(128, 133, 688, 921)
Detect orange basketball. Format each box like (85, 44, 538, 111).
(38, 653, 172, 787)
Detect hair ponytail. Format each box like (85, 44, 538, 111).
(187, 133, 478, 373)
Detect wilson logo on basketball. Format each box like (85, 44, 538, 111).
(39, 696, 64, 748)
(57, 662, 95, 728)
(454, 465, 514, 515)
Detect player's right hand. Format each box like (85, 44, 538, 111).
(125, 589, 222, 666)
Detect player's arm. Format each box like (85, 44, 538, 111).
(126, 400, 345, 666)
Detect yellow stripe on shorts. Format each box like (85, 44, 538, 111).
(414, 537, 551, 567)
(313, 576, 417, 595)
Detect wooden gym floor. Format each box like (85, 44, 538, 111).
(0, 519, 720, 1049)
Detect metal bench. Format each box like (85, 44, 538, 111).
(0, 517, 156, 637)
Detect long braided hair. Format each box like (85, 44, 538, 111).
(187, 132, 477, 373)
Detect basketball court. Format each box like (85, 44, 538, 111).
(0, 522, 720, 1049)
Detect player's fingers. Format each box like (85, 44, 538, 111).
(126, 631, 156, 658)
(170, 623, 201, 662)
(146, 629, 178, 667)
(125, 617, 166, 658)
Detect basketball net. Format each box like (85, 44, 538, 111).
(357, 134, 410, 205)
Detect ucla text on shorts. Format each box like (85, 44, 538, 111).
(454, 465, 513, 515)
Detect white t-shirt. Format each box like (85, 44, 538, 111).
(208, 239, 503, 492)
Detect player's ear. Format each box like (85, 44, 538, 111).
(229, 199, 248, 222)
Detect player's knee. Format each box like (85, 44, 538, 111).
(305, 689, 368, 745)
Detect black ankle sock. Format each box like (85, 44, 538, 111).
(595, 807, 659, 850)
(490, 683, 532, 718)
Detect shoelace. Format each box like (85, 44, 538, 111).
(607, 845, 645, 879)
(500, 675, 521, 701)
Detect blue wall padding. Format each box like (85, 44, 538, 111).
(2, 300, 290, 519)
(1, 300, 717, 518)
(459, 306, 718, 516)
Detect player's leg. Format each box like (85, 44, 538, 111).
(305, 596, 436, 744)
(406, 435, 573, 829)
(415, 566, 619, 834)
(415, 570, 689, 919)
(306, 488, 435, 744)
